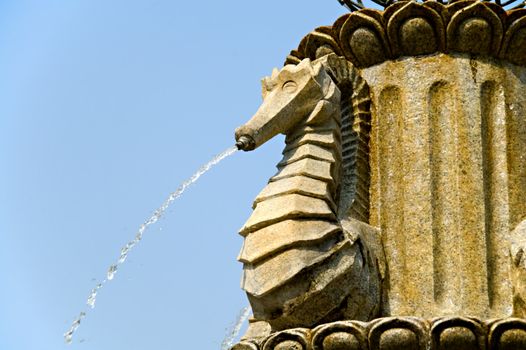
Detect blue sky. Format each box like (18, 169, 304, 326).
(0, 1, 349, 349)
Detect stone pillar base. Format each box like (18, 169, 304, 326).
(232, 316, 526, 350)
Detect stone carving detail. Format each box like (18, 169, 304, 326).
(235, 56, 384, 334)
(286, 1, 526, 68)
(431, 317, 486, 349)
(233, 317, 526, 350)
(233, 1, 526, 348)
(501, 10, 526, 66)
(356, 54, 526, 318)
(338, 11, 390, 67)
(312, 320, 367, 350)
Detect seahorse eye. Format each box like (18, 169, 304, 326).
(282, 80, 298, 93)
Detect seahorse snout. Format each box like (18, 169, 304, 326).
(235, 135, 255, 151)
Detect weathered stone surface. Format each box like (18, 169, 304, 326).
(272, 158, 334, 183)
(253, 176, 333, 209)
(378, 328, 419, 350)
(361, 53, 525, 318)
(240, 194, 336, 235)
(278, 144, 338, 167)
(285, 131, 342, 153)
(236, 60, 350, 329)
(288, 1, 526, 68)
(341, 218, 386, 278)
(237, 317, 526, 350)
(247, 238, 380, 329)
(274, 340, 303, 350)
(241, 238, 349, 297)
(238, 220, 341, 264)
(431, 317, 486, 350)
(387, 2, 445, 58)
(321, 332, 361, 350)
(312, 321, 367, 350)
(236, 57, 383, 336)
(338, 11, 389, 68)
(437, 327, 478, 350)
(497, 328, 526, 350)
(262, 329, 310, 350)
(231, 341, 259, 350)
(488, 318, 526, 349)
(511, 219, 526, 318)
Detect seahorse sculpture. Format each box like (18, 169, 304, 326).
(234, 54, 385, 338)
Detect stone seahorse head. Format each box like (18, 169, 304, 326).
(235, 58, 338, 152)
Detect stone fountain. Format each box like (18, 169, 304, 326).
(232, 0, 526, 349)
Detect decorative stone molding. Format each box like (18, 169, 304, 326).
(232, 317, 526, 350)
(285, 1, 526, 67)
(338, 0, 526, 13)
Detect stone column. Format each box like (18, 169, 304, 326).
(362, 53, 526, 319)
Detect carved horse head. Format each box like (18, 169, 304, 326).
(235, 58, 339, 151)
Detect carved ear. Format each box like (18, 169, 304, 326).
(261, 77, 273, 99)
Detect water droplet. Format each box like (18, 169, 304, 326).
(86, 284, 102, 309)
(107, 265, 117, 280)
(64, 312, 86, 344)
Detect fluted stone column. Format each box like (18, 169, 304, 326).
(361, 54, 526, 319)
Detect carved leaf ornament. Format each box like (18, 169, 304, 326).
(286, 1, 526, 68)
(233, 317, 526, 350)
(338, 0, 526, 15)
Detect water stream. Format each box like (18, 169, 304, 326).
(64, 145, 238, 344)
(221, 307, 251, 350)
